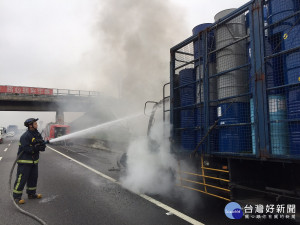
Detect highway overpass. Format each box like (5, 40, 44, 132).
(0, 85, 102, 123)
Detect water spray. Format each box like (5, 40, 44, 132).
(49, 113, 143, 143)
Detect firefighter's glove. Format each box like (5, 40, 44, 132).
(33, 140, 46, 152)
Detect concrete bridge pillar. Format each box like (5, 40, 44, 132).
(56, 110, 64, 124)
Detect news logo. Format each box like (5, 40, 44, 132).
(225, 202, 243, 219)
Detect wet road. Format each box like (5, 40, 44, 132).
(0, 139, 298, 225)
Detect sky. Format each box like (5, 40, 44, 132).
(0, 0, 249, 128)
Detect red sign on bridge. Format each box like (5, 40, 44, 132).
(0, 85, 53, 95)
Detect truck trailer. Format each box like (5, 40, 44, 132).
(150, 0, 300, 205)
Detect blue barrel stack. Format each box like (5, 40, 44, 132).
(176, 1, 300, 156)
(264, 4, 289, 155)
(193, 24, 211, 152)
(214, 9, 251, 153)
(268, 0, 300, 155)
(179, 69, 196, 150)
(283, 24, 300, 155)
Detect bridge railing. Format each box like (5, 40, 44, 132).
(0, 85, 100, 97)
(53, 89, 100, 97)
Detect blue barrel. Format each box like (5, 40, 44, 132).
(194, 106, 218, 152)
(268, 95, 289, 155)
(180, 86, 195, 106)
(266, 37, 285, 91)
(217, 103, 251, 153)
(192, 23, 212, 66)
(181, 109, 195, 128)
(283, 25, 300, 155)
(247, 9, 283, 92)
(208, 106, 218, 152)
(287, 89, 300, 155)
(179, 69, 195, 106)
(179, 68, 195, 85)
(192, 23, 212, 36)
(181, 109, 196, 150)
(195, 107, 204, 126)
(181, 130, 196, 150)
(283, 25, 300, 84)
(179, 69, 196, 150)
(268, 0, 300, 36)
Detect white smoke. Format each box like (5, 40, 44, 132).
(120, 104, 202, 208)
(121, 120, 178, 196)
(94, 0, 189, 111)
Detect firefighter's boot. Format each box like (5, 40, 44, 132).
(28, 194, 42, 199)
(14, 198, 25, 204)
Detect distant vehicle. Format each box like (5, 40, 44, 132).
(6, 131, 15, 137)
(0, 127, 6, 144)
(7, 125, 18, 135)
(43, 123, 70, 144)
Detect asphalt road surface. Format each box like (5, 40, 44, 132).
(0, 138, 298, 225)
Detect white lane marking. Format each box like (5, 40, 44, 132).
(140, 194, 203, 224)
(63, 148, 89, 158)
(4, 148, 8, 152)
(47, 146, 204, 225)
(8, 144, 10, 147)
(0, 157, 2, 161)
(48, 146, 116, 182)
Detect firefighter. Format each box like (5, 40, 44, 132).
(13, 118, 47, 204)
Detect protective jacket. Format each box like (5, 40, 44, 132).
(17, 129, 46, 164)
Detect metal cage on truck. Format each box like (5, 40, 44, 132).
(158, 0, 300, 203)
